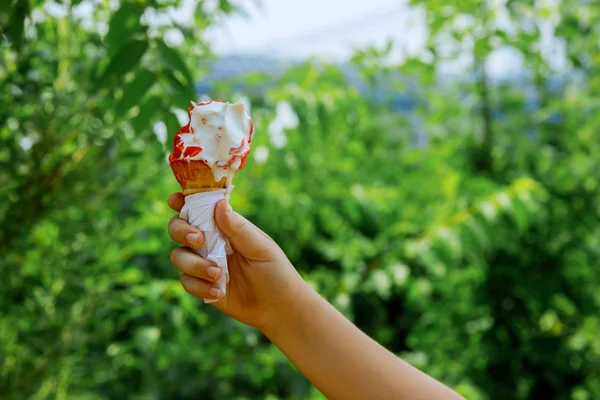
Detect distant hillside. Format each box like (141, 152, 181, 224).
(196, 54, 417, 112)
(197, 54, 567, 122)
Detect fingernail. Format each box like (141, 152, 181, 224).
(209, 287, 221, 299)
(186, 233, 200, 247)
(207, 266, 221, 280)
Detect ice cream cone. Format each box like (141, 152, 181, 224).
(170, 159, 238, 195)
(167, 100, 253, 304)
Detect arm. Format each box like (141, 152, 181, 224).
(167, 193, 464, 400)
(263, 284, 462, 400)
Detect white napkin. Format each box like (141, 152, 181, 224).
(179, 188, 233, 304)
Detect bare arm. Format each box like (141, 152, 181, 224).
(263, 283, 463, 400)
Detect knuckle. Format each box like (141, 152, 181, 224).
(193, 257, 205, 274)
(180, 275, 193, 293)
(168, 216, 179, 237)
(181, 275, 205, 297)
(235, 218, 247, 232)
(229, 215, 247, 239)
(170, 247, 182, 265)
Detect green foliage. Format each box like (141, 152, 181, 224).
(2, 0, 600, 399)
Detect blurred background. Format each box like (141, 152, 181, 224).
(1, 0, 599, 399)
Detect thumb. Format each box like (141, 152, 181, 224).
(215, 199, 269, 252)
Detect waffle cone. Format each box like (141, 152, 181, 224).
(170, 159, 235, 196)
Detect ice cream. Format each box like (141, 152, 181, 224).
(169, 100, 254, 194)
(169, 100, 254, 303)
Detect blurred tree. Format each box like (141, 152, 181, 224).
(1, 0, 600, 399)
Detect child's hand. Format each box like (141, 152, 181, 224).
(167, 192, 306, 331)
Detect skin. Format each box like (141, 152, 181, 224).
(168, 192, 465, 400)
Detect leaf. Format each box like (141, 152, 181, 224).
(458, 223, 485, 263)
(478, 200, 498, 224)
(99, 39, 149, 87)
(406, 278, 433, 304)
(164, 111, 182, 149)
(105, 3, 146, 57)
(387, 262, 410, 287)
(539, 310, 562, 335)
(161, 69, 196, 104)
(134, 326, 161, 352)
(157, 39, 194, 86)
(433, 227, 462, 266)
(420, 249, 447, 277)
(132, 96, 163, 133)
(115, 69, 155, 119)
(508, 195, 530, 233)
(0, 0, 15, 15)
(366, 270, 392, 299)
(463, 216, 491, 254)
(7, 0, 29, 48)
(218, 0, 236, 14)
(552, 293, 577, 317)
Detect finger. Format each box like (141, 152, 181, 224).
(170, 247, 222, 282)
(214, 199, 272, 253)
(180, 274, 222, 300)
(168, 216, 205, 248)
(168, 192, 185, 212)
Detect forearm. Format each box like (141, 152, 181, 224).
(262, 283, 463, 400)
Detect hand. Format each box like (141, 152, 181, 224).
(167, 192, 306, 331)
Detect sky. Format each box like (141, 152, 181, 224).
(202, 0, 535, 78)
(205, 0, 424, 61)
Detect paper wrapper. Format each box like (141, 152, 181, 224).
(179, 188, 233, 304)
